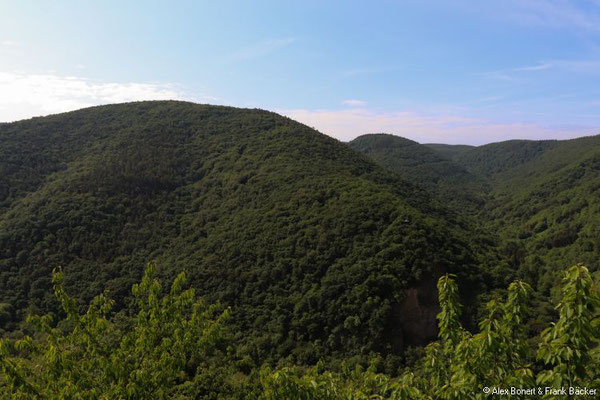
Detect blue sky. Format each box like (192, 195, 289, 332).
(1, 0, 600, 144)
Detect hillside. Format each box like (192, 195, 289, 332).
(352, 133, 600, 332)
(348, 134, 488, 212)
(453, 136, 600, 301)
(0, 101, 488, 365)
(452, 139, 560, 179)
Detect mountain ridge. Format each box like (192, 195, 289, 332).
(348, 133, 488, 212)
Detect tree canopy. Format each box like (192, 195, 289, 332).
(2, 263, 597, 398)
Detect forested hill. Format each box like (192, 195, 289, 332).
(453, 135, 600, 304)
(0, 101, 487, 365)
(355, 132, 600, 333)
(453, 135, 600, 188)
(348, 134, 488, 211)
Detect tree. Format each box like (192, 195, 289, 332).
(0, 263, 230, 398)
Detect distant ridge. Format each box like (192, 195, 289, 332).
(423, 143, 475, 160)
(349, 133, 487, 211)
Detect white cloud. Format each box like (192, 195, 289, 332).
(341, 99, 367, 107)
(0, 71, 199, 122)
(228, 38, 296, 61)
(514, 63, 554, 72)
(1, 40, 16, 47)
(279, 107, 598, 145)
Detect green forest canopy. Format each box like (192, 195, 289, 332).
(1, 263, 597, 398)
(0, 101, 490, 366)
(0, 101, 599, 397)
(352, 132, 600, 335)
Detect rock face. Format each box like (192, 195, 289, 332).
(397, 279, 440, 346)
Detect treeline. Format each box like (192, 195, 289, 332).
(1, 263, 597, 398)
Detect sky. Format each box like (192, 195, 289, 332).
(1, 0, 600, 145)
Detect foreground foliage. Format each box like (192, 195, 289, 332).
(0, 264, 235, 398)
(265, 264, 599, 399)
(1, 263, 597, 398)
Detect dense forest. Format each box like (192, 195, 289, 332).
(2, 262, 597, 398)
(352, 133, 600, 335)
(348, 134, 487, 212)
(1, 101, 598, 397)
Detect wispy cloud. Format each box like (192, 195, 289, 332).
(514, 59, 600, 73)
(458, 96, 504, 106)
(279, 107, 598, 145)
(341, 99, 367, 107)
(553, 59, 600, 73)
(1, 40, 17, 47)
(0, 71, 207, 122)
(504, 0, 600, 31)
(340, 66, 396, 78)
(484, 58, 600, 82)
(228, 38, 296, 61)
(481, 70, 522, 82)
(514, 63, 554, 72)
